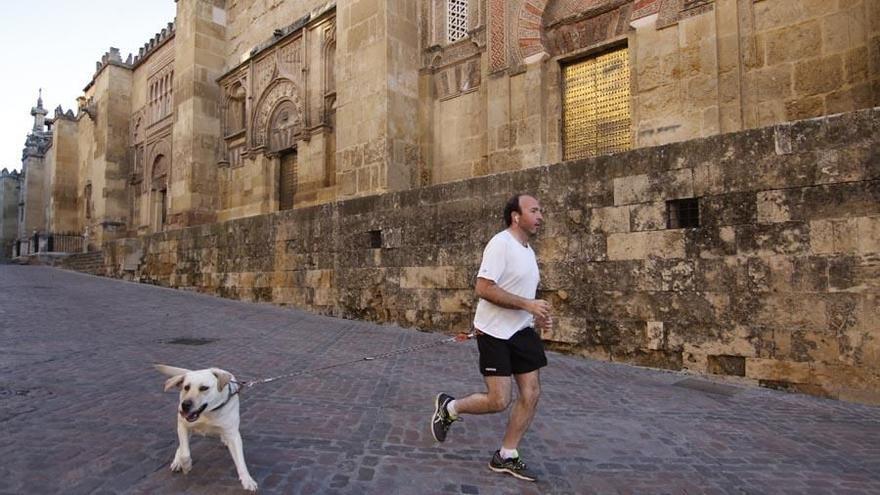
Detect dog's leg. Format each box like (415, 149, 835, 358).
(170, 422, 192, 474)
(223, 430, 257, 491)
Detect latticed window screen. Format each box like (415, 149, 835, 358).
(562, 48, 631, 160)
(447, 0, 468, 43)
(279, 151, 297, 211)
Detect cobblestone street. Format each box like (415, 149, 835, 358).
(1, 265, 879, 494)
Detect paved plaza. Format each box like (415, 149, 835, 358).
(1, 265, 879, 494)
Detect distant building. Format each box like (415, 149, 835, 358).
(0, 168, 21, 259)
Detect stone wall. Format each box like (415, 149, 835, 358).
(104, 107, 880, 405)
(45, 116, 80, 234)
(0, 172, 20, 259)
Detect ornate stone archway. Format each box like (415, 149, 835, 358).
(251, 79, 304, 152)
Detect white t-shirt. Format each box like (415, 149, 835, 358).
(473, 230, 540, 340)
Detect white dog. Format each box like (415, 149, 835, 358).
(155, 364, 258, 491)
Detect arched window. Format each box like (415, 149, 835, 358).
(226, 83, 246, 135)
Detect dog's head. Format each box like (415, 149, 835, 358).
(154, 364, 234, 423)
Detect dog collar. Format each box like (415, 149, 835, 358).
(209, 380, 241, 412)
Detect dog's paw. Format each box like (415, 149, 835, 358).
(170, 456, 192, 474)
(240, 476, 258, 491)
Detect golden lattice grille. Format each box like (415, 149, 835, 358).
(563, 48, 631, 160)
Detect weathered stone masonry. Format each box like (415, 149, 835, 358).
(102, 108, 880, 404)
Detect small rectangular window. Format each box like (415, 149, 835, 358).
(368, 230, 382, 249)
(667, 198, 700, 229)
(447, 0, 468, 43)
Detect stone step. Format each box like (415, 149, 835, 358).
(59, 251, 105, 275)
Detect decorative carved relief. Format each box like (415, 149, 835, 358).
(542, 1, 633, 56)
(435, 57, 481, 100)
(253, 55, 278, 101)
(631, 0, 662, 19)
(217, 10, 335, 163)
(252, 79, 304, 151)
(656, 0, 714, 28)
(278, 37, 304, 77)
(268, 100, 301, 152)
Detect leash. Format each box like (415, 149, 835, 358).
(239, 331, 475, 389)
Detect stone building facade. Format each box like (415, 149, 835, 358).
(0, 169, 21, 259)
(12, 0, 880, 402)
(16, 0, 879, 243)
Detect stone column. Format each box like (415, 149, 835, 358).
(170, 0, 225, 226)
(336, 0, 420, 198)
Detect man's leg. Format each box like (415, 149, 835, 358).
(451, 375, 512, 415)
(501, 370, 541, 450)
(431, 375, 511, 442)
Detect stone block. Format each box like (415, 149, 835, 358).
(826, 83, 873, 115)
(753, 64, 793, 99)
(613, 174, 651, 205)
(857, 216, 880, 254)
(754, 0, 807, 31)
(645, 321, 665, 350)
(745, 357, 814, 383)
(822, 9, 866, 56)
(589, 205, 631, 234)
(764, 20, 821, 65)
(399, 266, 453, 289)
(756, 190, 791, 223)
(844, 46, 870, 84)
(541, 316, 584, 345)
(687, 75, 718, 108)
(794, 55, 844, 96)
(736, 222, 811, 256)
(630, 201, 666, 231)
(784, 95, 824, 120)
(607, 230, 686, 260)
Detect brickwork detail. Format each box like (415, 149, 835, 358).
(488, 0, 507, 72)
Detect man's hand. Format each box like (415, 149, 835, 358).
(524, 299, 551, 320)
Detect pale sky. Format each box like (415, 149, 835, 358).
(0, 0, 178, 172)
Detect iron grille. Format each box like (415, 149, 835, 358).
(667, 198, 700, 229)
(563, 48, 632, 160)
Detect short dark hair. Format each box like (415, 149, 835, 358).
(503, 194, 524, 227)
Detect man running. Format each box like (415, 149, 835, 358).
(431, 193, 551, 482)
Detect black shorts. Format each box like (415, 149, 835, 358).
(476, 327, 547, 376)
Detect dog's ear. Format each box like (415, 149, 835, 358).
(155, 364, 189, 392)
(212, 369, 233, 392)
(154, 364, 191, 377)
(163, 374, 185, 392)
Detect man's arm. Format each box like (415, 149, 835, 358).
(475, 277, 550, 320)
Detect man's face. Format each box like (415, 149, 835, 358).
(513, 195, 544, 236)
